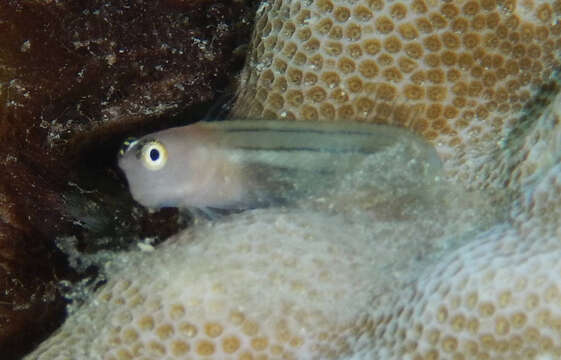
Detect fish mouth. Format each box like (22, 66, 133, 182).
(119, 137, 138, 157)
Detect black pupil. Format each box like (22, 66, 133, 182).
(149, 148, 160, 161)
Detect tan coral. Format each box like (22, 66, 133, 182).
(231, 0, 561, 183)
(376, 224, 561, 359)
(24, 211, 418, 360)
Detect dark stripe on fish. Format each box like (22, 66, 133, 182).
(215, 122, 410, 155)
(234, 146, 380, 155)
(224, 127, 377, 137)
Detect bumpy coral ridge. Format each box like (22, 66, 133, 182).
(26, 212, 390, 360)
(232, 0, 561, 181)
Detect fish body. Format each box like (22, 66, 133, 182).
(118, 120, 441, 211)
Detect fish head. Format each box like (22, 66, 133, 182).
(118, 125, 214, 209)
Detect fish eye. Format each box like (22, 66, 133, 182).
(141, 141, 168, 171)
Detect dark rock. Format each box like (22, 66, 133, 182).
(0, 0, 254, 357)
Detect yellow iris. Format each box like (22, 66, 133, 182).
(141, 141, 168, 171)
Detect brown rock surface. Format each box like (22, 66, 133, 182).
(0, 0, 254, 357)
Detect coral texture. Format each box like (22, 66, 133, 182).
(231, 0, 561, 183)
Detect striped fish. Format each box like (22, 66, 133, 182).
(118, 120, 441, 212)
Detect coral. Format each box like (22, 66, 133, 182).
(22, 199, 504, 360)
(26, 211, 388, 359)
(230, 0, 561, 183)
(371, 224, 561, 359)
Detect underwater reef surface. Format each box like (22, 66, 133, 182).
(2, 0, 561, 358)
(24, 91, 561, 360)
(0, 0, 254, 357)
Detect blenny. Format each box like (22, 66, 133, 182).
(118, 120, 441, 212)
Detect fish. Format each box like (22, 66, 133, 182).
(117, 120, 442, 212)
